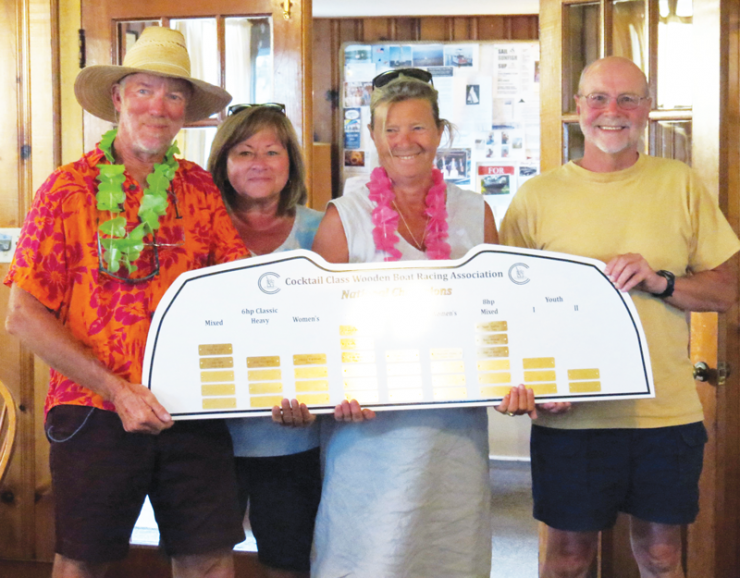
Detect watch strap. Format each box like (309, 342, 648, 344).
(654, 270, 675, 299)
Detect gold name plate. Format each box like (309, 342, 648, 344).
(142, 247, 653, 419)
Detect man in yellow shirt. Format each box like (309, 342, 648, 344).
(501, 56, 739, 578)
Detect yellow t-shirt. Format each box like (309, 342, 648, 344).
(500, 154, 740, 429)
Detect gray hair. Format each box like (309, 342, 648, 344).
(369, 75, 453, 141)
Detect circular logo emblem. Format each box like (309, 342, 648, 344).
(508, 263, 530, 285)
(258, 272, 281, 294)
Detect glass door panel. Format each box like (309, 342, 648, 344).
(611, 0, 647, 71)
(650, 119, 692, 164)
(175, 126, 218, 169)
(225, 17, 273, 107)
(117, 21, 161, 62)
(657, 0, 693, 110)
(564, 122, 585, 163)
(171, 19, 219, 93)
(564, 2, 601, 113)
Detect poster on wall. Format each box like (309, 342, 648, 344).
(341, 40, 540, 217)
(343, 108, 362, 150)
(477, 164, 516, 196)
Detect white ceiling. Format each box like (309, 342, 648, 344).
(313, 0, 540, 18)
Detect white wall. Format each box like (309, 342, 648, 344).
(313, 0, 539, 18)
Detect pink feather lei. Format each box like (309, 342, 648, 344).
(366, 167, 450, 261)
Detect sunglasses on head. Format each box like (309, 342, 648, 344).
(371, 68, 434, 90)
(227, 103, 286, 116)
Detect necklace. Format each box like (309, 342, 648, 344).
(96, 128, 179, 274)
(392, 200, 429, 251)
(367, 167, 450, 261)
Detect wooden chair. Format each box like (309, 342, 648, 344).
(0, 380, 18, 486)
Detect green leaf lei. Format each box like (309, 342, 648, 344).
(96, 128, 180, 274)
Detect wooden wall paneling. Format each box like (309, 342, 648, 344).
(80, 0, 113, 152)
(539, 2, 563, 172)
(294, 0, 313, 201)
(705, 0, 740, 575)
(0, 0, 39, 563)
(313, 18, 333, 144)
(419, 17, 446, 41)
(478, 16, 508, 40)
(30, 0, 55, 191)
(393, 17, 419, 41)
(510, 15, 539, 40)
(451, 17, 470, 41)
(337, 18, 361, 44)
(0, 2, 21, 229)
(60, 0, 83, 165)
(362, 18, 391, 42)
(329, 19, 342, 199)
(722, 5, 740, 573)
(29, 0, 56, 563)
(688, 3, 723, 574)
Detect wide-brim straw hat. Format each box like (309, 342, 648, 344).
(74, 26, 231, 123)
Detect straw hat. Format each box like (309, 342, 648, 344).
(74, 26, 231, 123)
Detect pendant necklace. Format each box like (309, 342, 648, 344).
(392, 200, 429, 251)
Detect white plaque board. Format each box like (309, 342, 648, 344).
(142, 246, 654, 419)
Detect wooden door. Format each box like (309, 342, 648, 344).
(539, 0, 740, 576)
(76, 1, 310, 575)
(81, 0, 314, 201)
(0, 0, 58, 573)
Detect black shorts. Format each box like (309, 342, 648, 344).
(530, 422, 707, 532)
(46, 405, 245, 564)
(234, 448, 321, 572)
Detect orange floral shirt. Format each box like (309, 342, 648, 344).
(4, 144, 248, 416)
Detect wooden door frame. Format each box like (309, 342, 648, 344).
(539, 1, 740, 576)
(82, 0, 314, 202)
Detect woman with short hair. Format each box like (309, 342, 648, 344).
(208, 104, 322, 578)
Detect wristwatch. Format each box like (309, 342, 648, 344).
(653, 270, 675, 299)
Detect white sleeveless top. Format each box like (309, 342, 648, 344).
(313, 176, 492, 578)
(334, 175, 485, 262)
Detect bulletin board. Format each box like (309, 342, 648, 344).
(341, 41, 540, 225)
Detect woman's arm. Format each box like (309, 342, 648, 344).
(312, 205, 350, 263)
(483, 202, 499, 244)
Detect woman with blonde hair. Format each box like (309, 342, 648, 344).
(305, 69, 535, 578)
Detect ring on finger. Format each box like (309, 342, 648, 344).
(506, 411, 515, 417)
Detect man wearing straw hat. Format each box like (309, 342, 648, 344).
(5, 27, 248, 577)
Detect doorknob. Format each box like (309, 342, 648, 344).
(693, 361, 731, 385)
(693, 361, 711, 382)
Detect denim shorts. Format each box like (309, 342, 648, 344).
(46, 405, 245, 563)
(234, 448, 322, 571)
(530, 422, 707, 532)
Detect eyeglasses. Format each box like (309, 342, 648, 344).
(98, 234, 161, 283)
(227, 103, 286, 116)
(372, 68, 434, 90)
(97, 195, 185, 284)
(578, 93, 649, 111)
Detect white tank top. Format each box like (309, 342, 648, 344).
(333, 176, 485, 262)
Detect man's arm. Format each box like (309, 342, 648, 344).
(605, 254, 738, 312)
(5, 283, 172, 434)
